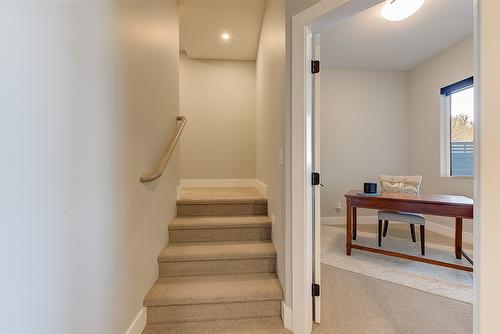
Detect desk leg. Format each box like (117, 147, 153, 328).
(455, 217, 463, 259)
(346, 199, 352, 255)
(353, 207, 357, 240)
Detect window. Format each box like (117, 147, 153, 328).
(440, 77, 474, 177)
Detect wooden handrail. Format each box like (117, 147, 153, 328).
(140, 116, 187, 183)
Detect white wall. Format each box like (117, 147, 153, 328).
(179, 52, 256, 179)
(477, 1, 500, 331)
(408, 37, 473, 196)
(408, 36, 473, 231)
(256, 0, 287, 304)
(320, 69, 409, 217)
(0, 2, 179, 333)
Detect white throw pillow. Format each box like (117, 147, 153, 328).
(378, 175, 422, 194)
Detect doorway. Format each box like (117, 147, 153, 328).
(291, 1, 479, 333)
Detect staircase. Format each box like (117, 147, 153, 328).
(142, 187, 288, 334)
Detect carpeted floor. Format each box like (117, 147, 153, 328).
(314, 223, 473, 333)
(321, 225, 473, 303)
(313, 264, 473, 334)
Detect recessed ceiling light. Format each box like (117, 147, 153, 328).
(381, 0, 424, 22)
(221, 33, 231, 40)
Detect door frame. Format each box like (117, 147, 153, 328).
(311, 33, 321, 324)
(291, 2, 383, 333)
(290, 1, 481, 333)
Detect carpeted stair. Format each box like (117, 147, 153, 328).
(142, 187, 288, 333)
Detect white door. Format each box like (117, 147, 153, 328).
(312, 34, 321, 324)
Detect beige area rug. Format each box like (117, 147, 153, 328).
(322, 225, 473, 304)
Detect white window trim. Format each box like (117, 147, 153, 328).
(440, 94, 452, 177)
(440, 89, 474, 179)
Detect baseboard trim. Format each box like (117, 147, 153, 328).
(254, 179, 268, 198)
(125, 307, 147, 334)
(322, 216, 473, 244)
(179, 179, 268, 198)
(322, 216, 375, 226)
(426, 221, 473, 245)
(179, 178, 256, 188)
(176, 184, 182, 200)
(281, 301, 292, 331)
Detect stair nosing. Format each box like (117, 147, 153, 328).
(158, 241, 277, 263)
(160, 256, 276, 263)
(170, 225, 271, 230)
(169, 216, 272, 230)
(177, 198, 267, 205)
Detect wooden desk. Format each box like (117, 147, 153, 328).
(345, 190, 473, 272)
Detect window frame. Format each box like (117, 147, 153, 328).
(440, 77, 474, 178)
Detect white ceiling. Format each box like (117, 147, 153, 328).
(180, 0, 266, 61)
(320, 0, 473, 71)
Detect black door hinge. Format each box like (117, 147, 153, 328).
(312, 283, 320, 297)
(312, 172, 321, 186)
(311, 60, 320, 74)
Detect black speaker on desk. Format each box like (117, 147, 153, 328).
(364, 182, 377, 194)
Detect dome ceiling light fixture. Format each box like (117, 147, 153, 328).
(381, 0, 425, 22)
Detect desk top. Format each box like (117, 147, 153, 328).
(345, 190, 473, 207)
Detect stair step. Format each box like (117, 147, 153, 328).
(170, 216, 271, 230)
(144, 273, 283, 324)
(177, 202, 267, 217)
(177, 187, 266, 204)
(142, 317, 290, 334)
(159, 241, 276, 261)
(145, 273, 283, 306)
(169, 216, 271, 242)
(158, 241, 276, 276)
(177, 187, 267, 216)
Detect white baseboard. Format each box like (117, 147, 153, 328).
(125, 307, 147, 334)
(426, 221, 473, 245)
(322, 216, 473, 244)
(179, 179, 268, 198)
(281, 301, 292, 331)
(180, 178, 256, 188)
(322, 216, 375, 226)
(176, 184, 182, 200)
(254, 179, 268, 198)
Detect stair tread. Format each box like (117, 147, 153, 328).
(177, 187, 267, 205)
(159, 241, 276, 262)
(144, 273, 283, 306)
(143, 317, 290, 334)
(169, 216, 271, 230)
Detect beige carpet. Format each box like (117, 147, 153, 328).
(178, 187, 266, 203)
(313, 264, 472, 334)
(322, 225, 473, 303)
(144, 318, 290, 334)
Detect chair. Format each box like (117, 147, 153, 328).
(377, 175, 426, 255)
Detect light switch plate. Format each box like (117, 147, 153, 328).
(279, 148, 284, 166)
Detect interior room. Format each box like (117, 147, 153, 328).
(317, 0, 474, 332)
